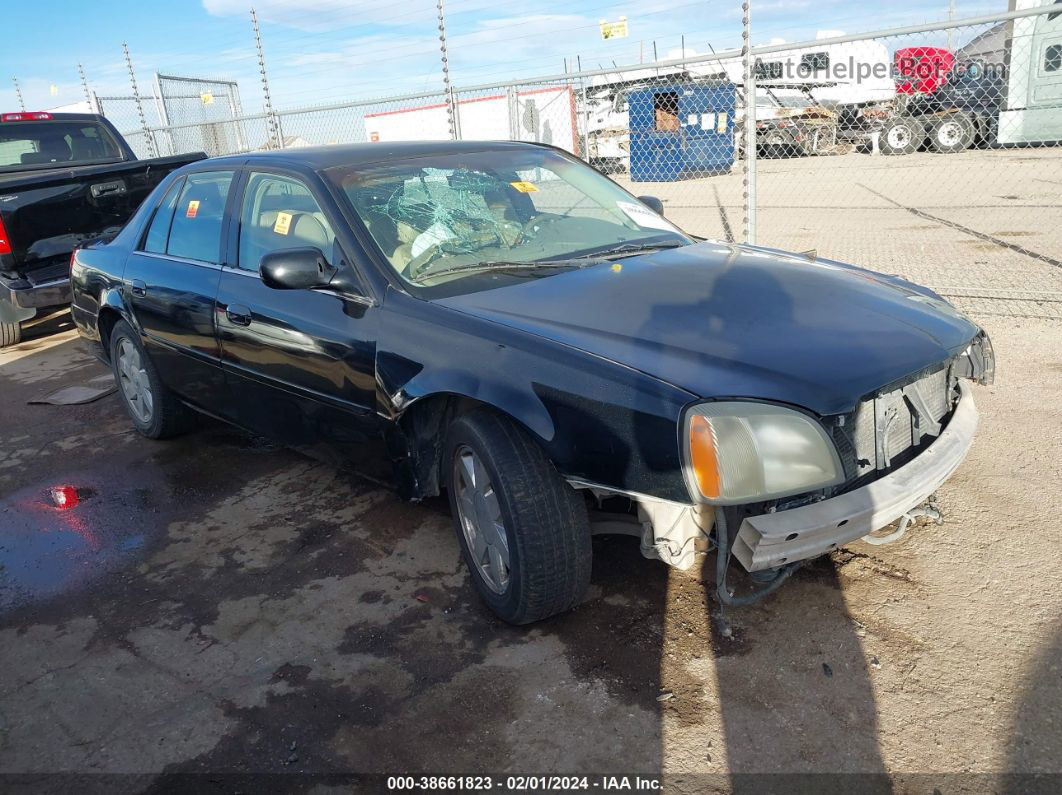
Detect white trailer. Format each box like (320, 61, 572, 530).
(365, 86, 580, 154)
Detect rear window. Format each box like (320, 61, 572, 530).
(0, 121, 123, 172)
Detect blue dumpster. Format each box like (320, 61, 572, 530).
(629, 82, 736, 181)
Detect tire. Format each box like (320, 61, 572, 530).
(445, 409, 592, 625)
(109, 320, 194, 439)
(0, 320, 21, 348)
(929, 114, 975, 154)
(879, 117, 925, 155)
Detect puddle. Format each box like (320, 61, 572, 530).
(0, 473, 164, 613)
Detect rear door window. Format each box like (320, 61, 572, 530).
(143, 179, 184, 255)
(165, 171, 235, 264)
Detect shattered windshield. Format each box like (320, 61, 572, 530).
(327, 147, 691, 295)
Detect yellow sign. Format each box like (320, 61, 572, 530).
(274, 211, 293, 235)
(200, 92, 214, 105)
(599, 16, 628, 40)
(509, 181, 539, 193)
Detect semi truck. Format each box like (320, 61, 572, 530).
(853, 0, 1062, 155)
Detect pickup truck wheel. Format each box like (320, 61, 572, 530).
(109, 321, 193, 439)
(880, 117, 925, 155)
(0, 320, 21, 348)
(445, 410, 592, 624)
(929, 114, 975, 153)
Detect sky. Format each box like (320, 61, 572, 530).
(0, 0, 1011, 118)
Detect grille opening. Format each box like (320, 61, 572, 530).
(785, 532, 799, 541)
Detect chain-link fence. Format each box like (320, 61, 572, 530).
(101, 4, 1062, 320)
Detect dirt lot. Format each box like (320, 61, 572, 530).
(617, 146, 1062, 321)
(1, 289, 1061, 791)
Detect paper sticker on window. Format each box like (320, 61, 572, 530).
(185, 200, 200, 218)
(510, 181, 539, 193)
(274, 212, 293, 235)
(616, 200, 679, 232)
(716, 112, 728, 134)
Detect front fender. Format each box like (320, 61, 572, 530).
(378, 289, 696, 503)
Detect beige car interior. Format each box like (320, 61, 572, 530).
(240, 177, 336, 270)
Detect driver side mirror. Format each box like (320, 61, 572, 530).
(637, 195, 665, 216)
(260, 247, 336, 290)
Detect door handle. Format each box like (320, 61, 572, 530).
(130, 279, 146, 297)
(225, 303, 252, 326)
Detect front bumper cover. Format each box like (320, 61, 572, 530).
(733, 382, 978, 572)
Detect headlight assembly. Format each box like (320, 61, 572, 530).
(683, 402, 844, 505)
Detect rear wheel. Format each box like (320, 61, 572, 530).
(880, 117, 925, 155)
(445, 410, 592, 624)
(929, 114, 975, 153)
(0, 320, 21, 348)
(109, 320, 194, 439)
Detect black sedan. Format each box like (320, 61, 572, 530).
(72, 141, 994, 623)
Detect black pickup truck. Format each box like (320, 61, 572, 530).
(0, 111, 204, 346)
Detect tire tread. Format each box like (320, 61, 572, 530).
(449, 409, 592, 624)
(1, 320, 21, 348)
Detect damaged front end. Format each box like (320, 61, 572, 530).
(571, 331, 995, 581)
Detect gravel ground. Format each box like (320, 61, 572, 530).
(616, 146, 1062, 321)
(0, 307, 1060, 789)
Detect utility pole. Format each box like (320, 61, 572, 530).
(123, 43, 157, 157)
(251, 8, 282, 148)
(437, 0, 459, 140)
(741, 0, 756, 244)
(12, 78, 25, 111)
(77, 63, 93, 113)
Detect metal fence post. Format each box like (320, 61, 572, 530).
(437, 0, 459, 140)
(11, 78, 25, 112)
(742, 0, 757, 245)
(251, 7, 283, 148)
(122, 43, 157, 158)
(77, 64, 94, 113)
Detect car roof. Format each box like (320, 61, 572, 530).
(203, 139, 553, 171)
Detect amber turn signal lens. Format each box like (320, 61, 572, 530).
(689, 415, 721, 499)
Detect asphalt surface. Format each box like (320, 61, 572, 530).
(1, 309, 1061, 792)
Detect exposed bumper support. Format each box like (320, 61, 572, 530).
(733, 383, 978, 571)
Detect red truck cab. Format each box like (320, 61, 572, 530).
(895, 47, 955, 96)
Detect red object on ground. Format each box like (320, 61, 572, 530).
(49, 486, 80, 511)
(895, 47, 955, 95)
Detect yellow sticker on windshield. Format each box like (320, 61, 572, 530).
(185, 200, 199, 218)
(274, 212, 293, 235)
(510, 181, 539, 193)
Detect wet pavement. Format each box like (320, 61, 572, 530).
(1, 311, 1061, 789)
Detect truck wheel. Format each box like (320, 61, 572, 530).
(109, 320, 194, 439)
(880, 117, 925, 155)
(929, 114, 975, 153)
(445, 409, 592, 625)
(0, 320, 21, 348)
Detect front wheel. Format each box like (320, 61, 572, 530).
(445, 410, 592, 624)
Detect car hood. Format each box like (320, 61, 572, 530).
(436, 242, 980, 416)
